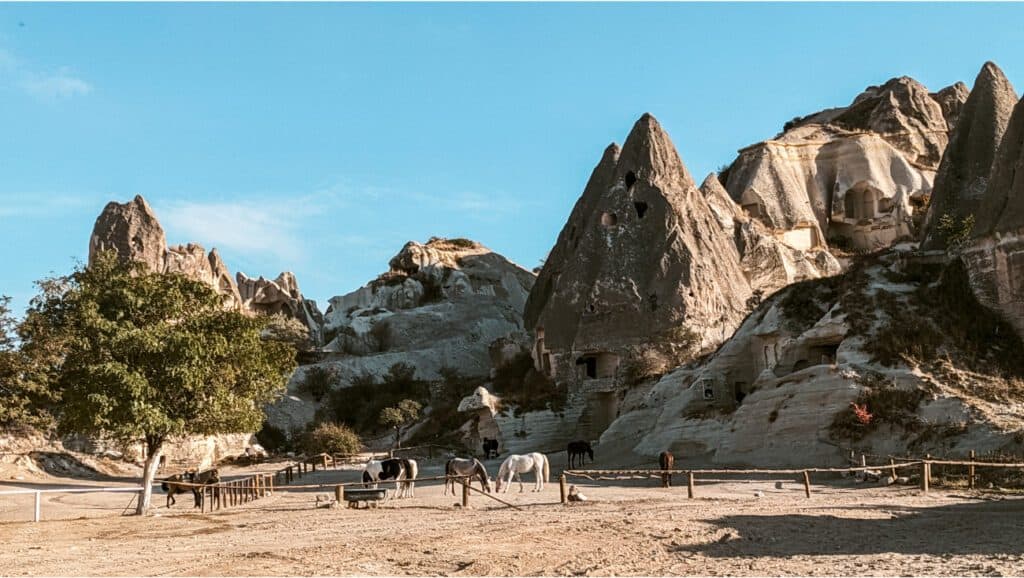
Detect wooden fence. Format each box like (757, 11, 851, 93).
(559, 454, 1024, 503)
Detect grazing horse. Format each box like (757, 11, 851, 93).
(161, 471, 197, 508)
(482, 438, 499, 459)
(444, 457, 492, 495)
(659, 451, 675, 488)
(363, 458, 417, 498)
(192, 468, 221, 509)
(567, 440, 594, 469)
(496, 452, 549, 493)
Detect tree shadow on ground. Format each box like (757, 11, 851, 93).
(677, 497, 1024, 558)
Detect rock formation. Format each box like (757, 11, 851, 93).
(599, 248, 1024, 467)
(700, 174, 841, 297)
(923, 63, 1018, 249)
(724, 76, 965, 252)
(237, 272, 324, 346)
(265, 238, 535, 433)
(88, 195, 318, 323)
(961, 90, 1024, 336)
(526, 113, 753, 386)
(88, 195, 167, 273)
(88, 196, 243, 308)
(932, 82, 971, 131)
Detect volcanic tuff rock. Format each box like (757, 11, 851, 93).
(599, 249, 1024, 467)
(931, 82, 971, 131)
(961, 90, 1024, 337)
(237, 272, 324, 346)
(923, 63, 1018, 249)
(88, 195, 167, 273)
(265, 238, 535, 433)
(88, 195, 320, 325)
(700, 174, 841, 297)
(526, 113, 753, 383)
(725, 76, 964, 252)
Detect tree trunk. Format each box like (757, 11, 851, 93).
(395, 427, 402, 450)
(136, 438, 163, 515)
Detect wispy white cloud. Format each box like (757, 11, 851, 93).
(19, 68, 92, 101)
(158, 200, 305, 265)
(0, 46, 92, 101)
(0, 193, 98, 218)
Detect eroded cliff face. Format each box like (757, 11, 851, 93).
(961, 89, 1024, 338)
(88, 195, 321, 334)
(265, 238, 536, 434)
(599, 250, 1024, 467)
(725, 77, 967, 252)
(923, 63, 1018, 249)
(526, 114, 753, 387)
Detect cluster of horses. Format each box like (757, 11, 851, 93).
(159, 438, 620, 508)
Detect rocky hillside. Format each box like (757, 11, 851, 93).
(722, 75, 967, 253)
(599, 62, 1024, 468)
(264, 237, 536, 436)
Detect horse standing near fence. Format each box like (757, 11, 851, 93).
(482, 438, 499, 459)
(161, 471, 196, 508)
(363, 458, 414, 497)
(567, 440, 594, 469)
(444, 457, 492, 495)
(659, 451, 675, 488)
(399, 458, 418, 498)
(192, 468, 221, 509)
(496, 452, 549, 493)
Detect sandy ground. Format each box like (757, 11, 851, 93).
(1, 457, 1023, 576)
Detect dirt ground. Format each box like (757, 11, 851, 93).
(1, 457, 1023, 576)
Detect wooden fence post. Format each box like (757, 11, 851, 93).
(889, 458, 897, 480)
(969, 450, 976, 490)
(860, 454, 867, 468)
(687, 472, 695, 499)
(34, 491, 41, 522)
(803, 471, 811, 498)
(920, 461, 930, 494)
(559, 474, 567, 504)
(462, 480, 470, 508)
(335, 485, 342, 505)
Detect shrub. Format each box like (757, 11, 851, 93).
(302, 422, 362, 456)
(935, 213, 975, 251)
(296, 366, 337, 402)
(255, 421, 289, 452)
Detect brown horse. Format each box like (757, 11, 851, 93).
(161, 471, 196, 508)
(659, 451, 674, 488)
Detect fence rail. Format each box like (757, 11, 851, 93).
(559, 454, 1024, 503)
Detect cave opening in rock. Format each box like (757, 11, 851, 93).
(634, 201, 648, 219)
(601, 212, 618, 227)
(575, 352, 620, 380)
(844, 185, 880, 220)
(625, 171, 637, 189)
(734, 382, 748, 404)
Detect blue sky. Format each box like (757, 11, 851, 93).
(1, 3, 1023, 316)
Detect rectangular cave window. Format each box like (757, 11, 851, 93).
(575, 352, 620, 379)
(701, 380, 715, 401)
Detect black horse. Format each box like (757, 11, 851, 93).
(161, 471, 196, 508)
(482, 438, 499, 459)
(567, 440, 594, 469)
(192, 468, 221, 509)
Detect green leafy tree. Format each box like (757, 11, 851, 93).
(0, 296, 29, 426)
(379, 399, 421, 449)
(19, 252, 296, 514)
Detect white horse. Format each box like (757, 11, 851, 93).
(400, 458, 418, 498)
(496, 452, 549, 493)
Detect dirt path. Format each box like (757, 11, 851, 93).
(1, 462, 1022, 576)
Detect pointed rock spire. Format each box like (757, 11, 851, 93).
(973, 94, 1024, 237)
(924, 62, 1018, 248)
(525, 114, 752, 376)
(88, 194, 168, 272)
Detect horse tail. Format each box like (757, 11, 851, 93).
(543, 453, 550, 483)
